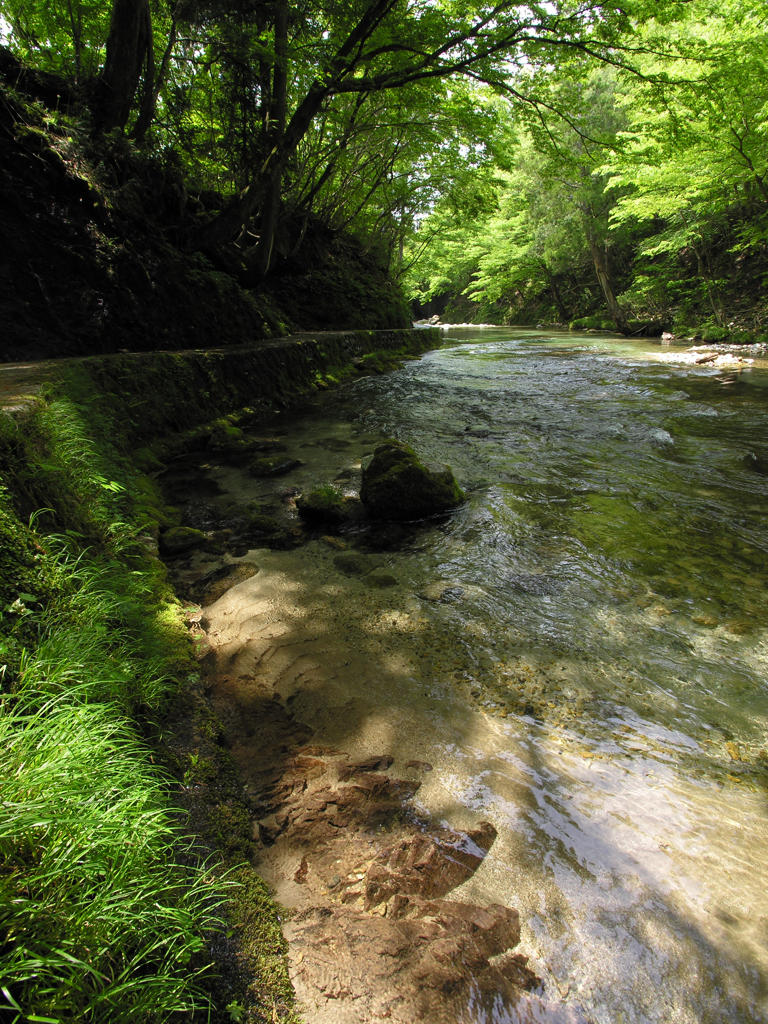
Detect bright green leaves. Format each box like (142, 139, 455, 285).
(0, 0, 109, 78)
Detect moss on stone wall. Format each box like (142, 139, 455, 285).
(63, 328, 440, 450)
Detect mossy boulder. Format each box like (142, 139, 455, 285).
(160, 526, 206, 554)
(296, 486, 360, 526)
(246, 513, 283, 535)
(360, 440, 465, 521)
(219, 501, 257, 525)
(207, 421, 253, 456)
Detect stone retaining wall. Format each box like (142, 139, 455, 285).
(63, 328, 441, 448)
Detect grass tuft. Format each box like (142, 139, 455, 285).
(0, 385, 302, 1024)
(0, 690, 227, 1023)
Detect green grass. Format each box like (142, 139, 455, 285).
(0, 382, 304, 1024)
(0, 531, 227, 1023)
(0, 393, 228, 1023)
(0, 691, 225, 1024)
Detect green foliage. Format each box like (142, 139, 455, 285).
(0, 396, 130, 547)
(405, 2, 768, 333)
(0, 489, 223, 1022)
(701, 325, 729, 343)
(0, 690, 225, 1023)
(0, 390, 275, 1024)
(0, 486, 44, 611)
(0, 0, 688, 277)
(0, 0, 109, 79)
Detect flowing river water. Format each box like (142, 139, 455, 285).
(167, 328, 768, 1023)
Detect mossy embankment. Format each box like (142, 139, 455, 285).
(61, 327, 439, 449)
(0, 327, 439, 1024)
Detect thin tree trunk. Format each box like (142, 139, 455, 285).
(66, 0, 82, 80)
(692, 244, 723, 327)
(548, 272, 568, 320)
(132, 13, 178, 141)
(585, 227, 631, 333)
(93, 0, 153, 134)
(249, 0, 289, 281)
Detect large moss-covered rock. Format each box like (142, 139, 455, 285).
(360, 440, 465, 521)
(160, 526, 206, 554)
(207, 421, 254, 457)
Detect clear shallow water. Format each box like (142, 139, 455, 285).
(186, 329, 768, 1022)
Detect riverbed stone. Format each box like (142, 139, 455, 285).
(249, 456, 302, 477)
(188, 562, 259, 605)
(364, 821, 498, 909)
(160, 525, 206, 554)
(360, 439, 465, 520)
(296, 487, 362, 527)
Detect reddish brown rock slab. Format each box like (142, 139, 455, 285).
(205, 681, 557, 1022)
(364, 821, 498, 910)
(338, 754, 395, 779)
(285, 899, 539, 1024)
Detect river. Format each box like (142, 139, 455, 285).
(168, 328, 768, 1023)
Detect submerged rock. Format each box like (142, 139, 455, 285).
(188, 562, 259, 605)
(160, 526, 206, 554)
(360, 439, 465, 521)
(217, 502, 283, 538)
(745, 452, 768, 475)
(249, 456, 302, 477)
(365, 573, 399, 589)
(334, 553, 374, 576)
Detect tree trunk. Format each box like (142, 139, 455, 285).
(93, 0, 153, 134)
(66, 0, 83, 80)
(190, 0, 398, 251)
(585, 228, 631, 333)
(693, 245, 723, 327)
(248, 0, 289, 282)
(191, 80, 330, 250)
(132, 13, 178, 141)
(548, 273, 568, 321)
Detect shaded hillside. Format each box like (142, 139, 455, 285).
(0, 58, 410, 363)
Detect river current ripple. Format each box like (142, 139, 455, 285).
(201, 328, 768, 1023)
(332, 329, 768, 1023)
